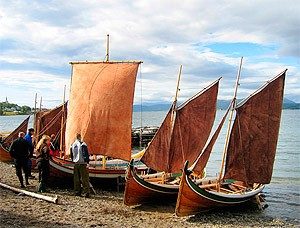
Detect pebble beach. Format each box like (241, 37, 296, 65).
(0, 161, 297, 228)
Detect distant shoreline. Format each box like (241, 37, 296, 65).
(0, 107, 299, 117)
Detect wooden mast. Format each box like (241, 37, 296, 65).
(166, 65, 183, 173)
(60, 85, 66, 158)
(105, 34, 109, 62)
(34, 93, 37, 115)
(36, 96, 43, 140)
(217, 57, 243, 189)
(171, 65, 183, 122)
(33, 93, 38, 144)
(102, 34, 110, 169)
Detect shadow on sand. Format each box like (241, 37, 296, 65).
(0, 210, 74, 228)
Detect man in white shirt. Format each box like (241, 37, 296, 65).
(70, 133, 90, 197)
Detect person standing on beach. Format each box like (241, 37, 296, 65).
(25, 128, 35, 179)
(36, 135, 51, 193)
(9, 132, 30, 188)
(70, 133, 90, 197)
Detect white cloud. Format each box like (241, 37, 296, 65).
(0, 0, 299, 106)
(0, 70, 69, 107)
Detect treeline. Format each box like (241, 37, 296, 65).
(0, 102, 32, 116)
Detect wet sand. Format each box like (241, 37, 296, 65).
(0, 161, 297, 228)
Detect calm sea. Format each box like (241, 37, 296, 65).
(0, 110, 299, 222)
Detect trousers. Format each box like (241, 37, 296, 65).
(74, 164, 90, 196)
(15, 159, 29, 185)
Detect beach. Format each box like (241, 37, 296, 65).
(0, 161, 297, 228)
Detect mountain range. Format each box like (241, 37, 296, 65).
(133, 98, 300, 112)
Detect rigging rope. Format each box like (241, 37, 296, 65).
(139, 64, 143, 149)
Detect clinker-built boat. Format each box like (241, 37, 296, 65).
(124, 65, 221, 206)
(175, 58, 287, 216)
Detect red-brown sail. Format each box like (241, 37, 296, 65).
(142, 79, 220, 173)
(34, 110, 45, 140)
(65, 62, 140, 161)
(38, 103, 67, 137)
(36, 103, 67, 149)
(2, 116, 30, 147)
(224, 70, 286, 184)
(140, 106, 173, 171)
(190, 104, 230, 175)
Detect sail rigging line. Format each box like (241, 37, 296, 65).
(177, 118, 185, 164)
(217, 57, 243, 188)
(139, 64, 143, 149)
(188, 103, 230, 174)
(60, 85, 66, 153)
(167, 65, 183, 171)
(37, 109, 64, 138)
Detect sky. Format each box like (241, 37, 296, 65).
(0, 0, 299, 108)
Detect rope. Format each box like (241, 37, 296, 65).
(139, 64, 143, 149)
(37, 109, 65, 138)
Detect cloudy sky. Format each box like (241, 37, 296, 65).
(0, 0, 299, 108)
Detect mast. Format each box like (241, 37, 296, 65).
(217, 57, 243, 187)
(105, 34, 109, 62)
(36, 96, 43, 140)
(34, 93, 37, 115)
(167, 65, 182, 172)
(171, 65, 183, 123)
(39, 96, 43, 111)
(102, 33, 110, 168)
(60, 85, 66, 158)
(33, 93, 38, 144)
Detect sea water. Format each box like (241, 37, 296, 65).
(0, 110, 299, 222)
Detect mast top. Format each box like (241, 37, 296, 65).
(69, 61, 143, 64)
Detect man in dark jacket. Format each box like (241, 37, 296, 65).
(9, 132, 30, 188)
(25, 128, 35, 178)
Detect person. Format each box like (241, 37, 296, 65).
(9, 132, 30, 188)
(24, 128, 35, 179)
(49, 134, 60, 157)
(70, 133, 90, 197)
(36, 135, 51, 193)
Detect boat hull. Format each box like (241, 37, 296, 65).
(175, 162, 265, 216)
(49, 156, 128, 179)
(124, 160, 179, 206)
(0, 144, 12, 163)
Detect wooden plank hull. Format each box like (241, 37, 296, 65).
(175, 162, 265, 216)
(0, 144, 37, 170)
(124, 160, 179, 206)
(0, 144, 12, 163)
(49, 156, 128, 179)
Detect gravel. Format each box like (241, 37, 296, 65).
(0, 161, 297, 228)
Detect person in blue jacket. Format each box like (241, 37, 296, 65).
(24, 128, 35, 178)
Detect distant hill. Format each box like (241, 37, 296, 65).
(0, 101, 32, 116)
(133, 98, 300, 112)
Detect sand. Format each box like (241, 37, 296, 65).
(0, 161, 297, 228)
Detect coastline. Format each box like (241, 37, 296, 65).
(0, 161, 297, 227)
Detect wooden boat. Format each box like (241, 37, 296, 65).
(124, 66, 221, 206)
(49, 156, 128, 178)
(0, 116, 30, 163)
(175, 59, 287, 216)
